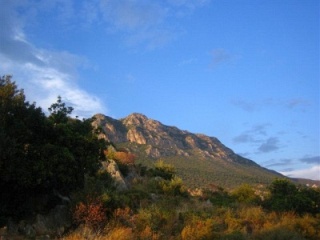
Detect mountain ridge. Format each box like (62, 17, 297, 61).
(92, 113, 284, 188)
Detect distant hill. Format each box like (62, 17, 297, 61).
(291, 178, 320, 187)
(92, 113, 284, 188)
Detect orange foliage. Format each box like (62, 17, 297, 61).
(114, 151, 135, 165)
(104, 149, 135, 165)
(73, 196, 107, 229)
(113, 207, 134, 226)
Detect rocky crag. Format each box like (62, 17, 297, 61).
(92, 113, 283, 188)
(93, 113, 253, 163)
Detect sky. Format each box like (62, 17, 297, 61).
(0, 0, 319, 180)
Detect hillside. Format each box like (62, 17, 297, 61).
(2, 77, 319, 240)
(92, 113, 283, 188)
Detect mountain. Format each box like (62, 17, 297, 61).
(92, 113, 284, 188)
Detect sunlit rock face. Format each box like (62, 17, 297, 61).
(100, 160, 128, 191)
(92, 113, 256, 165)
(92, 114, 127, 142)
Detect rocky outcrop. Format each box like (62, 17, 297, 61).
(92, 114, 127, 142)
(92, 113, 257, 165)
(100, 160, 128, 191)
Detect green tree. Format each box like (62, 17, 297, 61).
(264, 178, 320, 214)
(45, 96, 105, 192)
(48, 95, 73, 124)
(0, 75, 48, 186)
(0, 76, 106, 222)
(265, 178, 298, 212)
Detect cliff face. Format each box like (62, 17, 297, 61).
(92, 113, 256, 165)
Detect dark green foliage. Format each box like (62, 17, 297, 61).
(0, 76, 105, 222)
(264, 178, 320, 214)
(48, 95, 73, 124)
(115, 161, 130, 176)
(205, 188, 236, 207)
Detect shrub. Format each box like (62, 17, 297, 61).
(181, 218, 215, 240)
(153, 159, 176, 180)
(231, 184, 259, 204)
(265, 178, 320, 214)
(73, 196, 107, 229)
(106, 226, 134, 240)
(159, 176, 187, 196)
(139, 225, 160, 240)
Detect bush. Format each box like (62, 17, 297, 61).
(181, 218, 215, 240)
(152, 159, 176, 180)
(158, 176, 187, 196)
(73, 196, 107, 229)
(106, 227, 134, 240)
(231, 184, 259, 204)
(265, 178, 320, 214)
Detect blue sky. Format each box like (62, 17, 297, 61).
(1, 0, 319, 180)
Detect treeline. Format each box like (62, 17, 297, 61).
(0, 76, 106, 222)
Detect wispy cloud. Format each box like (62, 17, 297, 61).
(231, 98, 312, 112)
(300, 156, 320, 164)
(100, 0, 166, 31)
(285, 98, 310, 110)
(168, 0, 209, 8)
(209, 48, 231, 68)
(0, 1, 106, 118)
(281, 166, 320, 181)
(98, 0, 210, 49)
(231, 99, 257, 112)
(166, 0, 210, 17)
(263, 158, 293, 168)
(257, 137, 280, 153)
(233, 123, 271, 144)
(233, 133, 255, 144)
(233, 124, 283, 154)
(99, 0, 172, 49)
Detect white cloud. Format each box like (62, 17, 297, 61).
(281, 166, 320, 181)
(0, 1, 106, 118)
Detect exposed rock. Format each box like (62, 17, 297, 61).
(100, 160, 128, 191)
(92, 113, 257, 165)
(92, 114, 127, 142)
(127, 128, 147, 144)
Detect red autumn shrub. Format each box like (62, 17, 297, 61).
(73, 196, 107, 229)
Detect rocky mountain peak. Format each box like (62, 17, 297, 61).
(92, 113, 257, 165)
(91, 113, 285, 188)
(122, 113, 149, 126)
